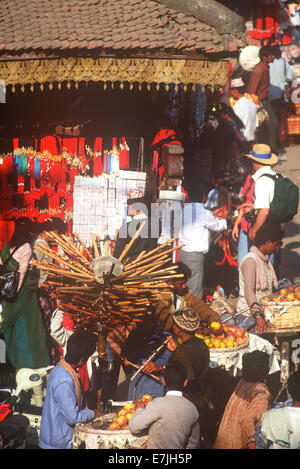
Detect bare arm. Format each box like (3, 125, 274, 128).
(249, 208, 270, 240)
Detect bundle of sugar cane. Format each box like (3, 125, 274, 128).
(33, 229, 184, 333)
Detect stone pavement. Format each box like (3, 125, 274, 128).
(276, 144, 300, 282)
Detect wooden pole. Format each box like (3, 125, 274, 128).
(130, 337, 170, 381)
(118, 221, 146, 262)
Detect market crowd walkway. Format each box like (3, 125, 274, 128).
(278, 144, 300, 282)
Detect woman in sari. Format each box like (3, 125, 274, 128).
(0, 217, 49, 369)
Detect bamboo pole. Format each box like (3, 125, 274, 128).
(34, 244, 91, 275)
(90, 234, 99, 258)
(124, 244, 185, 273)
(125, 360, 160, 382)
(130, 337, 171, 381)
(118, 221, 146, 262)
(126, 237, 177, 268)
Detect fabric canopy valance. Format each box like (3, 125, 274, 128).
(0, 57, 228, 91)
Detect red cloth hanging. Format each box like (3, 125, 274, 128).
(62, 138, 78, 154)
(78, 138, 85, 158)
(0, 155, 14, 195)
(13, 139, 19, 150)
(93, 138, 103, 176)
(40, 136, 59, 155)
(119, 137, 130, 169)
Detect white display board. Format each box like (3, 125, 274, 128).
(72, 171, 146, 244)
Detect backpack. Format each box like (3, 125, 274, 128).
(259, 173, 299, 223)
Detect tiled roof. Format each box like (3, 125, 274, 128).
(0, 0, 244, 57)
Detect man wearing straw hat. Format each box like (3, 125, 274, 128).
(241, 143, 278, 242)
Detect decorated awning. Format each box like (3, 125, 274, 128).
(0, 57, 229, 92)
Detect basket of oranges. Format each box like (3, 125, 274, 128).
(196, 321, 249, 353)
(261, 285, 300, 329)
(73, 395, 153, 449)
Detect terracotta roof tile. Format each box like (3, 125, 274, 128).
(0, 0, 244, 56)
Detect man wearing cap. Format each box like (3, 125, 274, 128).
(166, 309, 209, 402)
(241, 144, 278, 241)
(230, 77, 257, 150)
(113, 193, 159, 263)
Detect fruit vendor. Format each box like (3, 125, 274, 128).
(166, 308, 210, 410)
(122, 313, 172, 400)
(236, 220, 284, 334)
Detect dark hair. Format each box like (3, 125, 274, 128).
(287, 370, 300, 401)
(164, 360, 187, 392)
(10, 217, 34, 249)
(64, 331, 97, 365)
(173, 262, 192, 281)
(254, 221, 284, 247)
(259, 45, 274, 61)
(272, 44, 282, 60)
(217, 103, 244, 130)
(242, 351, 270, 383)
(48, 217, 67, 234)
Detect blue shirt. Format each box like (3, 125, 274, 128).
(39, 365, 95, 449)
(269, 58, 293, 101)
(124, 325, 172, 400)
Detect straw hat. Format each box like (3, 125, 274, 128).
(246, 144, 278, 165)
(172, 308, 200, 334)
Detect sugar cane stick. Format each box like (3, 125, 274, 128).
(135, 250, 146, 262)
(126, 260, 168, 278)
(125, 360, 160, 382)
(66, 232, 94, 267)
(126, 237, 177, 268)
(130, 337, 170, 381)
(61, 233, 94, 268)
(34, 244, 91, 275)
(118, 221, 146, 262)
(91, 233, 100, 258)
(32, 261, 95, 280)
(124, 244, 185, 273)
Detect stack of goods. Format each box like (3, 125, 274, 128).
(72, 171, 146, 244)
(261, 285, 300, 329)
(32, 230, 183, 333)
(196, 320, 249, 352)
(107, 395, 153, 432)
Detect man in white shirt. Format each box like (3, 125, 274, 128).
(240, 144, 278, 241)
(230, 77, 257, 148)
(178, 189, 229, 299)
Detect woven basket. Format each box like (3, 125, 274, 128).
(263, 303, 300, 329)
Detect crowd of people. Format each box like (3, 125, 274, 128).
(0, 42, 299, 450)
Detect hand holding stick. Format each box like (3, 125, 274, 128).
(123, 359, 160, 382)
(130, 337, 171, 381)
